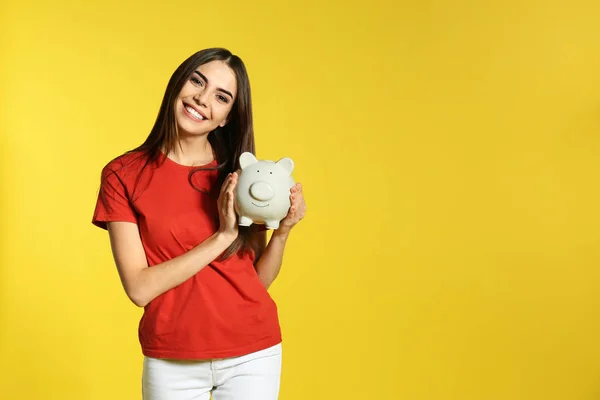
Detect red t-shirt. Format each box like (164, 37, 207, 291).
(92, 150, 282, 359)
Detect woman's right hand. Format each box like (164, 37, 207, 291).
(217, 172, 239, 242)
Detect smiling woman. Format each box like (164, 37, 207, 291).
(91, 48, 306, 400)
(177, 63, 236, 130)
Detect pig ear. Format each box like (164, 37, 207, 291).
(239, 152, 258, 169)
(276, 157, 294, 175)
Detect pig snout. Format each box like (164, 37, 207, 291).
(250, 181, 274, 201)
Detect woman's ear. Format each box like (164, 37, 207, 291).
(220, 119, 227, 127)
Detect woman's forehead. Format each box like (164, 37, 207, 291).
(195, 61, 237, 94)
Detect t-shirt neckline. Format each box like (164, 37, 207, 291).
(159, 150, 218, 170)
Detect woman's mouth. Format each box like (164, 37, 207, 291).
(183, 104, 206, 121)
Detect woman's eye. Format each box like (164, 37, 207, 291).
(217, 95, 228, 103)
(190, 77, 204, 86)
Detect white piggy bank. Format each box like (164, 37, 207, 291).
(234, 152, 295, 230)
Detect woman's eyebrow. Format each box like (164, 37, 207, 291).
(193, 70, 234, 99)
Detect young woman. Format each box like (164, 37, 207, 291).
(92, 48, 305, 400)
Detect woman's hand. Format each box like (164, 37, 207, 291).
(275, 183, 306, 237)
(217, 172, 239, 241)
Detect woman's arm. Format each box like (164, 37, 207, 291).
(106, 172, 240, 307)
(253, 231, 289, 289)
(107, 223, 235, 307)
(253, 183, 306, 289)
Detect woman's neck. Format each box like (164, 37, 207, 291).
(166, 134, 214, 167)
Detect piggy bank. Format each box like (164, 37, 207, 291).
(234, 152, 295, 230)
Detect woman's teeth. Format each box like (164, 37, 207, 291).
(185, 105, 205, 120)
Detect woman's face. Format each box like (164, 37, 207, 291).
(175, 60, 237, 136)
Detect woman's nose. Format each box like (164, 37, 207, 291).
(193, 90, 209, 106)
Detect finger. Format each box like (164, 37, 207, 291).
(290, 192, 304, 205)
(229, 172, 238, 190)
(227, 179, 236, 199)
(219, 175, 234, 212)
(220, 174, 232, 197)
(291, 198, 305, 219)
(220, 174, 230, 195)
(226, 178, 237, 212)
(228, 190, 234, 213)
(224, 174, 237, 200)
(298, 200, 306, 217)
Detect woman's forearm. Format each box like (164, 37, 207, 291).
(254, 231, 289, 289)
(108, 221, 236, 308)
(133, 232, 234, 306)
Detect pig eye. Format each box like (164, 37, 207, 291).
(269, 171, 272, 174)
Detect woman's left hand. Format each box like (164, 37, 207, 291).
(276, 183, 306, 237)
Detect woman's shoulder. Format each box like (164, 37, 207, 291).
(101, 150, 150, 177)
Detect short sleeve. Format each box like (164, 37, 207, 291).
(92, 162, 138, 230)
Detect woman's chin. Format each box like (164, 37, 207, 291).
(176, 121, 214, 137)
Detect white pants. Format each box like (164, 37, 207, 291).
(142, 343, 282, 400)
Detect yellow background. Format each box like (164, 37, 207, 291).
(1, 0, 600, 399)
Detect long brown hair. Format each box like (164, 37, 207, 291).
(125, 48, 263, 260)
